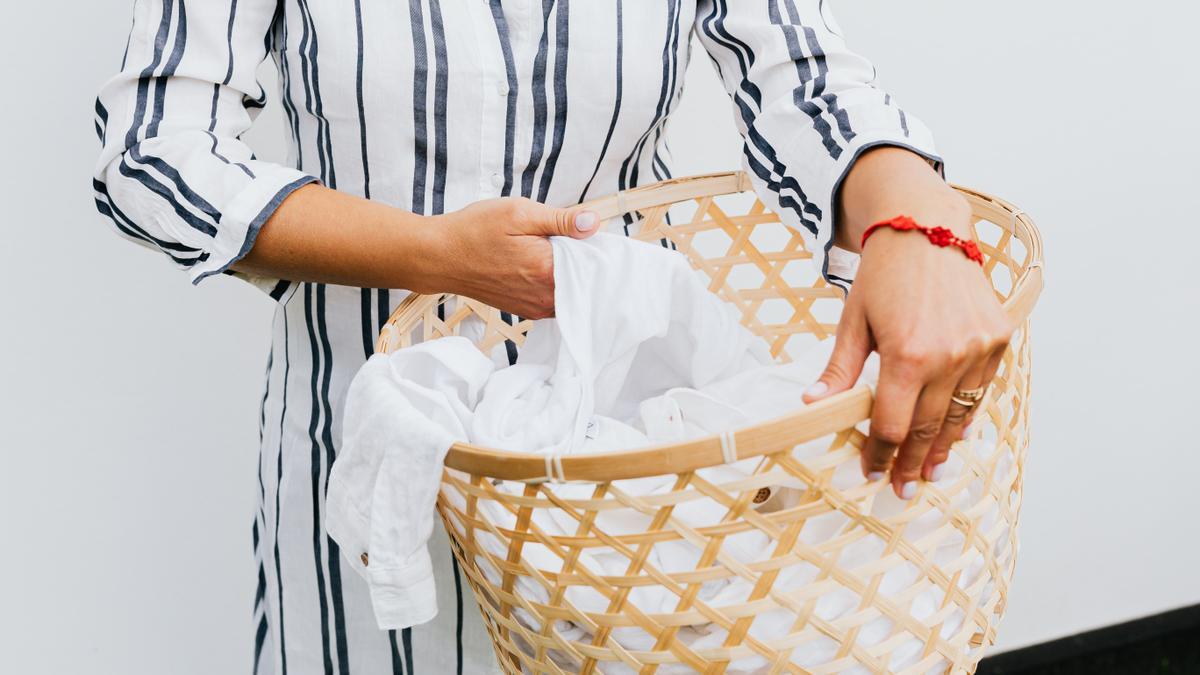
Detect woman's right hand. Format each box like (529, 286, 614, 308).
(418, 197, 599, 319)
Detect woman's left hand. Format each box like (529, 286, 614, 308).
(801, 147, 1015, 500)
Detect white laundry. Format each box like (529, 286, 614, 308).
(327, 231, 1002, 674)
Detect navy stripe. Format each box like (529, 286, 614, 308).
(275, 10, 304, 169)
(578, 0, 623, 203)
(389, 630, 405, 675)
(204, 130, 256, 178)
(452, 555, 464, 675)
(147, 0, 188, 140)
(303, 283, 336, 675)
(408, 0, 429, 213)
(429, 0, 449, 215)
(121, 0, 230, 231)
(402, 628, 415, 674)
(769, 0, 842, 159)
(490, 2, 522, 365)
(123, 0, 175, 150)
(254, 344, 273, 675)
(288, 28, 345, 673)
(619, 0, 679, 225)
(883, 93, 910, 137)
(488, 1, 519, 198)
(93, 179, 204, 257)
(296, 0, 337, 189)
(785, 0, 855, 142)
(377, 290, 390, 338)
(316, 287, 351, 675)
(253, 610, 270, 674)
(353, 0, 371, 199)
(698, 1, 823, 234)
(519, 0, 555, 199)
(537, 0, 570, 203)
(252, 510, 269, 673)
(649, 0, 683, 184)
(127, 144, 223, 223)
(354, 0, 375, 367)
(116, 158, 219, 236)
(273, 284, 299, 675)
(360, 289, 374, 359)
(205, 0, 255, 177)
(269, 280, 292, 302)
(92, 197, 202, 265)
(701, 0, 763, 112)
(222, 0, 239, 85)
(782, 0, 855, 145)
(95, 98, 108, 144)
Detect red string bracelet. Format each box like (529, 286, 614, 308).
(860, 215, 983, 265)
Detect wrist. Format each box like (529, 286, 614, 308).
(837, 146, 971, 250)
(391, 212, 452, 294)
(861, 215, 983, 267)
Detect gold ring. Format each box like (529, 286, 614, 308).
(950, 386, 987, 408)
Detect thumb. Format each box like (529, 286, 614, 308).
(524, 202, 600, 240)
(803, 309, 871, 403)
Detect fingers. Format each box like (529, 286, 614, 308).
(515, 199, 599, 239)
(921, 364, 986, 481)
(803, 295, 871, 403)
(890, 375, 960, 497)
(861, 362, 921, 484)
(922, 342, 1007, 480)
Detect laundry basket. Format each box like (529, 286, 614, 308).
(376, 171, 1043, 674)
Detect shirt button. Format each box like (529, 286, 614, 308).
(360, 552, 369, 566)
(496, 81, 509, 97)
(490, 172, 504, 188)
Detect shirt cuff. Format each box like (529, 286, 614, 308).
(366, 550, 439, 631)
(189, 169, 317, 285)
(774, 103, 942, 291)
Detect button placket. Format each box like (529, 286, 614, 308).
(466, 3, 511, 198)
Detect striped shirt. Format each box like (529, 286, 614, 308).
(93, 1, 939, 673)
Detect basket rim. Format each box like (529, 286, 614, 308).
(375, 171, 1044, 483)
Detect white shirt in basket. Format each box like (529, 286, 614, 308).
(92, 1, 939, 673)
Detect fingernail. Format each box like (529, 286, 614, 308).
(574, 211, 597, 232)
(867, 471, 886, 482)
(804, 381, 828, 399)
(900, 481, 917, 500)
(930, 463, 946, 482)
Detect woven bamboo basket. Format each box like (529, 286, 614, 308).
(376, 171, 1043, 674)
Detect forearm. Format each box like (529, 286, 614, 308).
(233, 184, 440, 291)
(836, 146, 971, 251)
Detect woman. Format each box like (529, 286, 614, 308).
(93, 1, 1012, 672)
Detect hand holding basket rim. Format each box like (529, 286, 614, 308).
(801, 146, 1014, 499)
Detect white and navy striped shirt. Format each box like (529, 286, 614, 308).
(93, 1, 938, 673)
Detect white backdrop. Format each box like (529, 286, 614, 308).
(2, 1, 1197, 673)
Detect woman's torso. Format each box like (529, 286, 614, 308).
(255, 3, 699, 672)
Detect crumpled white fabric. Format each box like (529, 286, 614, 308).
(326, 231, 772, 626)
(327, 231, 1000, 674)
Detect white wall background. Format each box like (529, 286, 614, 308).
(2, 1, 1197, 673)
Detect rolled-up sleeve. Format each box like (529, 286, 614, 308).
(694, 0, 941, 289)
(93, 0, 316, 287)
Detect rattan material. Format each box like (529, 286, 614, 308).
(376, 171, 1043, 674)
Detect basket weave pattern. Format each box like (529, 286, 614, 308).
(377, 172, 1042, 674)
